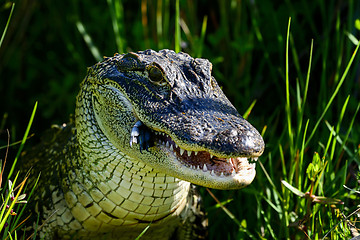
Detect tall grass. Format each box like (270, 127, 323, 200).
(0, 101, 39, 239)
(1, 0, 359, 239)
(1, 5, 40, 238)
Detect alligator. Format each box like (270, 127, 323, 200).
(22, 49, 265, 239)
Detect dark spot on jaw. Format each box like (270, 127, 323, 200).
(134, 211, 173, 224)
(102, 211, 120, 219)
(84, 202, 94, 208)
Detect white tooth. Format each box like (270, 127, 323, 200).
(232, 169, 236, 176)
(194, 151, 198, 156)
(175, 143, 178, 149)
(211, 170, 215, 176)
(197, 165, 200, 170)
(203, 164, 208, 172)
(187, 151, 192, 157)
(193, 165, 196, 170)
(162, 141, 165, 145)
(180, 148, 185, 155)
(165, 141, 170, 148)
(220, 172, 224, 178)
(210, 154, 213, 159)
(158, 139, 162, 144)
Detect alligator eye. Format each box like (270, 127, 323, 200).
(148, 65, 164, 84)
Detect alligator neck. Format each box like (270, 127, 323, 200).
(69, 85, 190, 235)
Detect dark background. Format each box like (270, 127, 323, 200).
(1, 0, 359, 238)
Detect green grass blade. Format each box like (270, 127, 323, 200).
(0, 3, 15, 48)
(162, 0, 170, 48)
(337, 102, 360, 162)
(107, 0, 124, 53)
(135, 223, 151, 240)
(330, 95, 350, 160)
(325, 121, 355, 160)
(156, 0, 163, 49)
(196, 15, 208, 58)
(285, 17, 294, 156)
(278, 145, 287, 180)
(174, 0, 180, 52)
(289, 33, 303, 84)
(305, 40, 360, 147)
(323, 123, 334, 160)
(206, 188, 256, 238)
(345, 31, 359, 45)
(0, 134, 34, 150)
(298, 119, 309, 191)
(0, 173, 19, 229)
(207, 198, 233, 211)
(281, 180, 305, 197)
(75, 21, 102, 62)
(8, 231, 13, 240)
(303, 38, 313, 107)
(297, 40, 313, 139)
(259, 160, 282, 201)
(11, 173, 41, 233)
(8, 102, 37, 180)
(32, 212, 40, 240)
(243, 100, 257, 120)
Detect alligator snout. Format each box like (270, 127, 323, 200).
(212, 122, 265, 157)
(141, 102, 265, 159)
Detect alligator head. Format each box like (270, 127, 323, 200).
(81, 49, 265, 189)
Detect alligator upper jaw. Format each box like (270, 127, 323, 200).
(128, 110, 263, 188)
(153, 131, 258, 189)
(155, 131, 257, 176)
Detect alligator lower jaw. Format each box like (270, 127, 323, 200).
(154, 132, 257, 178)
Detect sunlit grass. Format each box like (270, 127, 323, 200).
(255, 21, 360, 240)
(0, 102, 39, 239)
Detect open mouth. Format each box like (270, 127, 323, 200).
(154, 131, 257, 178)
(129, 119, 259, 187)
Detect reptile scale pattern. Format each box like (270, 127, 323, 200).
(22, 50, 264, 239)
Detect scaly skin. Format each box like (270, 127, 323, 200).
(23, 49, 264, 239)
